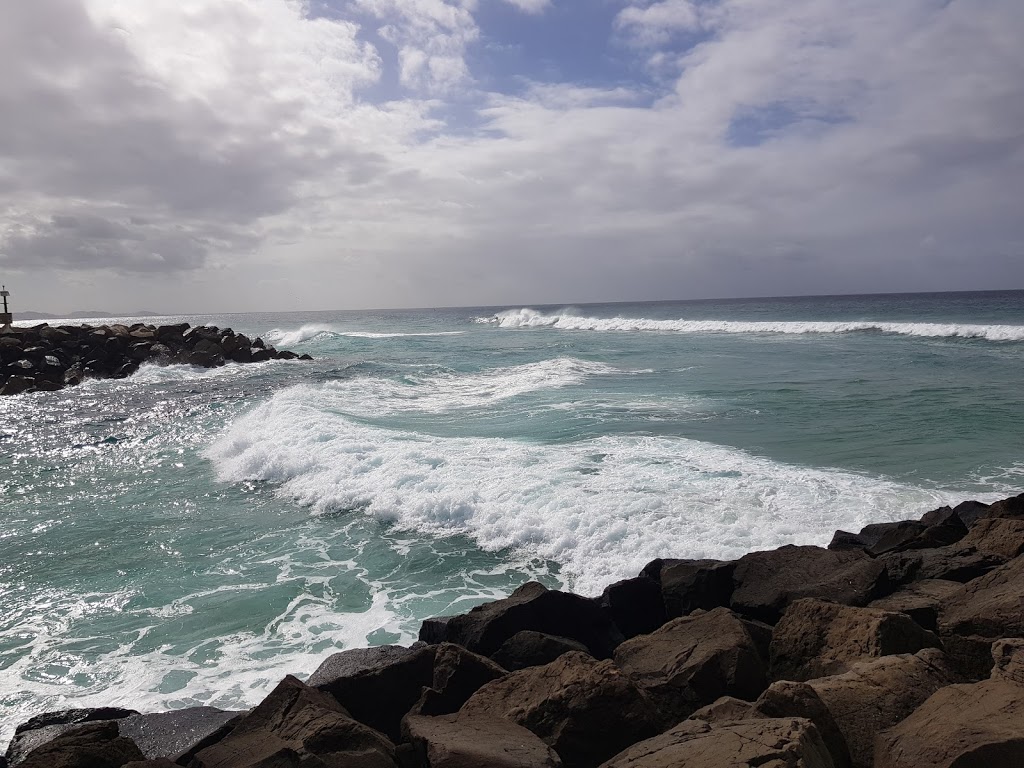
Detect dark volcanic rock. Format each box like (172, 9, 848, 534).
(404, 714, 562, 768)
(17, 721, 144, 768)
(730, 545, 889, 624)
(116, 707, 241, 760)
(658, 559, 736, 619)
(879, 546, 1005, 586)
(419, 582, 624, 660)
(769, 598, 940, 682)
(191, 675, 396, 768)
(491, 631, 592, 672)
(598, 577, 666, 639)
(460, 651, 659, 768)
(307, 644, 436, 741)
(7, 708, 139, 766)
(613, 607, 771, 727)
(407, 642, 507, 718)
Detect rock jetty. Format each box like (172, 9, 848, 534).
(5, 492, 1024, 767)
(0, 323, 311, 395)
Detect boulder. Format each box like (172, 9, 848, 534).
(492, 631, 592, 672)
(954, 518, 1024, 559)
(307, 644, 436, 741)
(598, 577, 666, 639)
(403, 714, 562, 768)
(191, 675, 396, 768)
(6, 708, 139, 766)
(977, 492, 1024, 523)
(807, 649, 960, 768)
(408, 643, 507, 718)
(688, 697, 756, 723)
(116, 707, 241, 761)
(419, 582, 624, 660)
(460, 651, 659, 768)
(875, 653, 1024, 767)
(879, 546, 1005, 586)
(597, 717, 836, 768)
(16, 721, 144, 768)
(867, 579, 963, 631)
(657, 559, 735, 619)
(950, 499, 991, 527)
(769, 598, 940, 681)
(730, 546, 888, 624)
(613, 607, 770, 727)
(991, 638, 1024, 685)
(0, 375, 35, 395)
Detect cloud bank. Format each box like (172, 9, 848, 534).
(0, 0, 1021, 311)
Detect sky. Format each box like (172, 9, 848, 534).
(1, 0, 1022, 313)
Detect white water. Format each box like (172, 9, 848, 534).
(265, 324, 463, 346)
(479, 309, 1024, 341)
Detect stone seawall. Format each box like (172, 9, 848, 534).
(0, 323, 311, 396)
(5, 492, 1024, 767)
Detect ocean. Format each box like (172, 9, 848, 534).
(1, 290, 1022, 740)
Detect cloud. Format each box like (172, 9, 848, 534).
(499, 0, 551, 14)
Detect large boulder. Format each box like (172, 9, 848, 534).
(867, 579, 963, 631)
(806, 649, 960, 768)
(597, 717, 836, 768)
(17, 722, 144, 768)
(307, 644, 436, 741)
(954, 518, 1024, 559)
(191, 675, 396, 768)
(976, 492, 1024, 523)
(116, 707, 241, 761)
(598, 577, 666, 639)
(874, 642, 1024, 767)
(613, 607, 770, 727)
(492, 631, 592, 672)
(403, 714, 562, 768)
(657, 559, 735, 619)
(6, 708, 138, 766)
(730, 546, 888, 624)
(769, 598, 940, 682)
(407, 643, 507, 718)
(460, 651, 659, 768)
(879, 546, 1005, 587)
(419, 582, 624, 660)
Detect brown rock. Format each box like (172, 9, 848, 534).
(191, 675, 396, 768)
(991, 638, 1024, 686)
(404, 714, 562, 768)
(879, 546, 1005, 586)
(730, 546, 888, 624)
(977, 492, 1024, 523)
(954, 518, 1024, 559)
(17, 721, 144, 768)
(598, 577, 666, 639)
(116, 707, 241, 761)
(807, 649, 960, 768)
(658, 559, 735, 619)
(597, 717, 836, 768)
(460, 651, 659, 768)
(614, 607, 770, 727)
(688, 696, 755, 723)
(752, 681, 852, 768)
(769, 598, 940, 682)
(491, 631, 592, 672)
(867, 578, 963, 631)
(408, 643, 507, 718)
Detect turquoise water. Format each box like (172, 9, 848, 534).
(2, 290, 1022, 739)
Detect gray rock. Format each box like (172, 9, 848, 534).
(491, 631, 592, 672)
(116, 707, 241, 760)
(404, 714, 562, 768)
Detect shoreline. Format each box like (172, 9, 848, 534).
(5, 491, 1023, 767)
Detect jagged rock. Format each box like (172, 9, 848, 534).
(191, 675, 396, 768)
(954, 518, 1024, 559)
(418, 582, 624, 660)
(730, 546, 888, 624)
(875, 646, 1024, 767)
(407, 643, 507, 718)
(867, 578, 963, 631)
(807, 649, 960, 768)
(879, 546, 1005, 586)
(16, 721, 144, 768)
(991, 638, 1024, 685)
(688, 696, 756, 723)
(657, 559, 735, 619)
(307, 644, 436, 741)
(598, 577, 666, 639)
(0, 375, 35, 395)
(491, 631, 592, 671)
(613, 607, 770, 727)
(597, 717, 836, 768)
(123, 760, 179, 768)
(404, 714, 562, 768)
(460, 651, 659, 768)
(769, 598, 940, 682)
(6, 708, 139, 766)
(977, 492, 1024, 523)
(116, 708, 241, 760)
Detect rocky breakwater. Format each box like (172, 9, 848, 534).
(0, 323, 312, 395)
(5, 491, 1024, 768)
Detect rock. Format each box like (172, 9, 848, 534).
(249, 347, 274, 363)
(419, 582, 624, 660)
(598, 577, 666, 639)
(16, 721, 144, 768)
(938, 554, 1024, 678)
(460, 651, 659, 768)
(688, 696, 756, 723)
(122, 760, 179, 768)
(991, 638, 1024, 685)
(730, 546, 889, 624)
(597, 717, 836, 768)
(807, 649, 960, 768)
(613, 607, 770, 727)
(769, 598, 940, 682)
(874, 654, 1024, 767)
(658, 559, 735, 619)
(155, 323, 189, 340)
(403, 714, 562, 768)
(867, 579, 963, 631)
(0, 375, 35, 395)
(750, 681, 852, 768)
(299, 353, 314, 361)
(954, 518, 1024, 559)
(951, 499, 991, 527)
(116, 707, 241, 760)
(307, 644, 436, 741)
(492, 631, 592, 672)
(879, 546, 1005, 586)
(977, 492, 1024, 523)
(408, 643, 507, 718)
(6, 708, 139, 766)
(191, 675, 396, 768)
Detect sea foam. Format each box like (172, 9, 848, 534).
(478, 309, 1024, 341)
(264, 325, 463, 346)
(206, 382, 974, 596)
